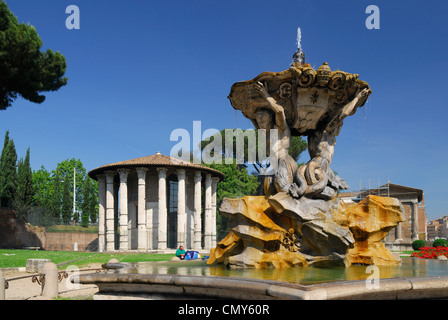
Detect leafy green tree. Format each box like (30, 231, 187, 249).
(0, 1, 68, 110)
(54, 158, 86, 213)
(0, 131, 17, 207)
(79, 176, 98, 227)
(88, 179, 98, 224)
(50, 170, 61, 223)
(203, 160, 259, 240)
(31, 158, 97, 226)
(288, 136, 308, 163)
(80, 177, 91, 227)
(61, 176, 72, 224)
(200, 129, 307, 173)
(32, 165, 51, 205)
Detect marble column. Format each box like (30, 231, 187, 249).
(97, 174, 106, 252)
(411, 200, 419, 241)
(117, 168, 130, 251)
(211, 177, 219, 248)
(157, 167, 168, 250)
(204, 173, 212, 249)
(395, 221, 403, 242)
(136, 167, 148, 251)
(193, 171, 202, 250)
(105, 171, 116, 252)
(177, 169, 186, 248)
(114, 181, 119, 248)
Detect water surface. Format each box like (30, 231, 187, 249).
(120, 258, 448, 285)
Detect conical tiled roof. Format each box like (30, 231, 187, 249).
(88, 152, 225, 180)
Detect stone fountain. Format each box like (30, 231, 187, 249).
(208, 32, 405, 269)
(74, 32, 448, 301)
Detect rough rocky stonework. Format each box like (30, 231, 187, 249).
(208, 195, 404, 268)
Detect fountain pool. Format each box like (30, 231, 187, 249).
(75, 257, 448, 300)
(119, 258, 448, 285)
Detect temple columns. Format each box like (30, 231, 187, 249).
(193, 171, 202, 250)
(211, 177, 219, 248)
(177, 169, 187, 248)
(136, 167, 148, 251)
(411, 199, 419, 241)
(118, 168, 130, 251)
(97, 166, 219, 252)
(395, 220, 403, 242)
(97, 174, 106, 252)
(204, 173, 212, 249)
(105, 171, 116, 252)
(157, 167, 168, 250)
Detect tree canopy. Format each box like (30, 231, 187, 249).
(0, 1, 67, 110)
(199, 128, 307, 174)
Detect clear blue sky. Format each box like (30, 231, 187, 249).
(2, 0, 447, 220)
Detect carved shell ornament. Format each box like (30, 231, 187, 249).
(278, 83, 292, 99)
(297, 67, 316, 87)
(329, 71, 346, 91)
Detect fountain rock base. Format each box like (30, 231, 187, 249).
(208, 195, 404, 268)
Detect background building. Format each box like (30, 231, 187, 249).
(339, 182, 427, 250)
(427, 216, 448, 241)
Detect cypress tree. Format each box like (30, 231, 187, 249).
(0, 130, 10, 206)
(15, 147, 33, 206)
(0, 130, 8, 155)
(0, 135, 17, 207)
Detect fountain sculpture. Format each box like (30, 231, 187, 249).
(208, 30, 404, 269)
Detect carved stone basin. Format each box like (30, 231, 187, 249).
(228, 62, 371, 136)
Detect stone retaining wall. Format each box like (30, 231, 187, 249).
(45, 232, 98, 251)
(0, 208, 98, 251)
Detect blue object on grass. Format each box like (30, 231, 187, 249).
(185, 251, 199, 260)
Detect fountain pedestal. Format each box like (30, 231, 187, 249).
(208, 195, 404, 268)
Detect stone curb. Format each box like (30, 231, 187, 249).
(75, 273, 448, 300)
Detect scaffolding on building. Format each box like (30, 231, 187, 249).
(351, 179, 390, 202)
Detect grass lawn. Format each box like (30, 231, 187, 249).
(391, 250, 414, 257)
(0, 249, 175, 269)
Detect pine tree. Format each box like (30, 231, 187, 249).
(61, 176, 72, 224)
(0, 1, 68, 110)
(0, 132, 17, 207)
